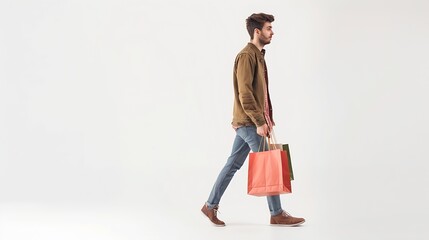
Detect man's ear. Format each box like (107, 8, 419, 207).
(253, 28, 260, 38)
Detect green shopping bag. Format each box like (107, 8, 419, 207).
(282, 144, 294, 181)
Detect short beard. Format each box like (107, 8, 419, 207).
(258, 37, 271, 46)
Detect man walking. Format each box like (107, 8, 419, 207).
(201, 13, 305, 227)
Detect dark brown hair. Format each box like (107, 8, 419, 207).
(246, 13, 275, 39)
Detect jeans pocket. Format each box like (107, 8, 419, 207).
(236, 126, 247, 139)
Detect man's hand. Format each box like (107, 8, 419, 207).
(257, 124, 270, 137)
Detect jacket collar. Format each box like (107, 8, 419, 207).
(248, 42, 266, 58)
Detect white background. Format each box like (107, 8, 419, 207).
(1, 0, 428, 239)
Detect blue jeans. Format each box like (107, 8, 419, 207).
(206, 126, 283, 216)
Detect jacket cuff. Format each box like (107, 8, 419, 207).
(254, 117, 266, 127)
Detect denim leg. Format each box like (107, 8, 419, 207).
(242, 126, 283, 216)
(206, 126, 283, 216)
(206, 131, 250, 208)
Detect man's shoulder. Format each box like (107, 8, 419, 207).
(236, 44, 258, 61)
(238, 43, 258, 55)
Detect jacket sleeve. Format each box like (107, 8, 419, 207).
(235, 53, 266, 127)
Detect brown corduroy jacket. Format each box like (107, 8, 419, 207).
(232, 43, 272, 127)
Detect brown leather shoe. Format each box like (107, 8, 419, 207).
(201, 204, 225, 226)
(270, 211, 305, 226)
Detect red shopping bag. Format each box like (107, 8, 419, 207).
(248, 148, 292, 196)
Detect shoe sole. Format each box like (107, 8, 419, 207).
(200, 211, 226, 227)
(270, 219, 305, 227)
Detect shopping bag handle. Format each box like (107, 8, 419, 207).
(257, 129, 281, 152)
(258, 136, 269, 152)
